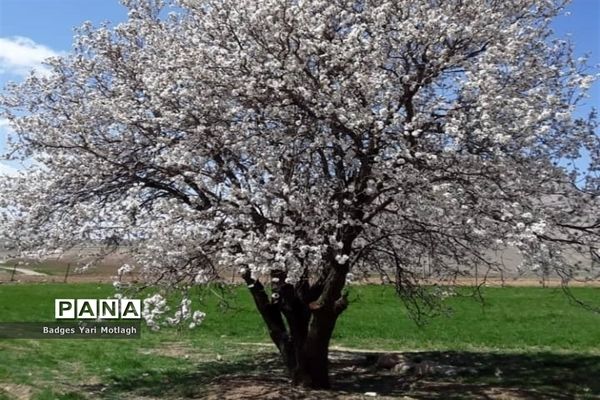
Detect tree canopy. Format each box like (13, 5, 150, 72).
(1, 0, 598, 388)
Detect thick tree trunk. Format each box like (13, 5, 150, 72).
(241, 265, 349, 390)
(292, 334, 331, 388)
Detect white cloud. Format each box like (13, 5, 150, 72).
(0, 117, 15, 139)
(0, 162, 18, 177)
(0, 36, 60, 77)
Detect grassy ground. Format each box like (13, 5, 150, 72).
(0, 283, 598, 399)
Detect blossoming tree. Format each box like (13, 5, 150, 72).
(1, 0, 598, 389)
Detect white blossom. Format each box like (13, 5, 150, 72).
(0, 0, 597, 330)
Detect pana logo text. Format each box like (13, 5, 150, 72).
(55, 299, 142, 320)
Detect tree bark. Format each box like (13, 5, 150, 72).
(289, 306, 342, 389)
(292, 329, 332, 388)
(241, 264, 348, 390)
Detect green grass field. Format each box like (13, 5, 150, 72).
(0, 283, 598, 399)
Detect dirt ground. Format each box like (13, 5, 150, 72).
(2, 269, 599, 288)
(1, 253, 599, 287)
(2, 243, 598, 287)
(74, 349, 598, 399)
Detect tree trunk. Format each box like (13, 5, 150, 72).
(292, 334, 331, 389)
(288, 308, 338, 389)
(241, 265, 348, 390)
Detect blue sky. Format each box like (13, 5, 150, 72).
(0, 0, 598, 174)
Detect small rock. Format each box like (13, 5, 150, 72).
(376, 353, 406, 369)
(443, 367, 458, 376)
(392, 362, 413, 375)
(407, 360, 459, 377)
(414, 360, 437, 376)
(364, 392, 378, 397)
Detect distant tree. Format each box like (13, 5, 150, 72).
(1, 0, 598, 389)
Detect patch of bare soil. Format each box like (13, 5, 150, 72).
(2, 269, 599, 287)
(0, 383, 33, 400)
(4, 276, 600, 288)
(83, 350, 595, 399)
(188, 350, 599, 400)
(0, 272, 134, 284)
(137, 341, 217, 363)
